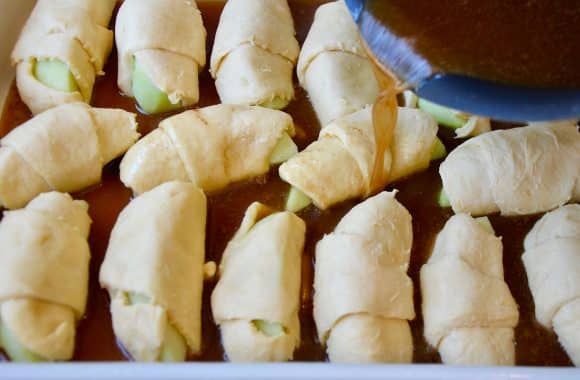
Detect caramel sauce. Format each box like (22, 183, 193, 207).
(362, 0, 580, 88)
(0, 0, 572, 365)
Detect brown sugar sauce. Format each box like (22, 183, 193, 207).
(363, 0, 580, 88)
(0, 0, 572, 365)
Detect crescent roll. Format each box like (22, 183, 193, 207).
(279, 105, 438, 210)
(120, 104, 296, 195)
(210, 0, 299, 109)
(116, 0, 206, 114)
(298, 1, 380, 125)
(99, 182, 207, 362)
(314, 191, 415, 363)
(0, 192, 91, 361)
(523, 204, 580, 366)
(440, 122, 580, 216)
(11, 0, 116, 114)
(421, 214, 519, 365)
(0, 102, 139, 210)
(211, 202, 305, 362)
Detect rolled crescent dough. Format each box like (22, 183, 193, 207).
(0, 102, 139, 210)
(11, 0, 116, 114)
(279, 106, 437, 209)
(120, 104, 295, 195)
(210, 0, 299, 106)
(420, 214, 519, 365)
(440, 122, 580, 216)
(523, 204, 580, 366)
(0, 192, 91, 361)
(116, 0, 206, 107)
(314, 191, 414, 363)
(99, 181, 207, 361)
(297, 1, 379, 125)
(454, 116, 491, 138)
(211, 202, 305, 362)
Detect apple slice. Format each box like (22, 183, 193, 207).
(252, 320, 286, 337)
(127, 293, 149, 305)
(159, 322, 187, 362)
(260, 97, 290, 110)
(438, 188, 451, 208)
(34, 59, 78, 93)
(128, 293, 187, 362)
(286, 187, 312, 213)
(270, 132, 298, 165)
(132, 59, 181, 115)
(418, 98, 468, 129)
(430, 137, 447, 161)
(0, 321, 46, 362)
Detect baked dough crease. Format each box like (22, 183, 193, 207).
(314, 191, 415, 363)
(11, 0, 116, 114)
(210, 0, 299, 108)
(298, 0, 380, 125)
(211, 202, 305, 362)
(0, 102, 139, 210)
(279, 104, 438, 210)
(99, 182, 207, 362)
(421, 214, 519, 365)
(523, 204, 580, 366)
(440, 122, 580, 216)
(116, 0, 206, 112)
(121, 104, 296, 195)
(0, 192, 91, 361)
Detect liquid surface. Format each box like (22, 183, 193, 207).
(362, 0, 580, 88)
(0, 0, 572, 365)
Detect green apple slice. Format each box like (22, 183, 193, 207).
(159, 322, 187, 362)
(132, 59, 181, 115)
(430, 137, 447, 161)
(438, 188, 451, 208)
(252, 320, 285, 337)
(127, 292, 187, 362)
(475, 216, 495, 234)
(270, 132, 298, 165)
(286, 187, 312, 213)
(0, 321, 46, 362)
(259, 97, 290, 110)
(418, 98, 468, 129)
(127, 293, 149, 305)
(34, 59, 78, 93)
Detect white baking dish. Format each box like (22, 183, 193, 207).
(0, 363, 577, 380)
(0, 1, 577, 379)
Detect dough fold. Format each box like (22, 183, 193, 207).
(116, 0, 206, 107)
(420, 214, 519, 365)
(210, 0, 299, 107)
(279, 106, 437, 209)
(99, 181, 207, 361)
(522, 204, 580, 366)
(11, 0, 116, 114)
(0, 102, 139, 210)
(0, 192, 91, 361)
(454, 116, 491, 138)
(314, 191, 415, 363)
(297, 1, 379, 125)
(120, 104, 295, 195)
(211, 202, 305, 362)
(440, 122, 580, 216)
